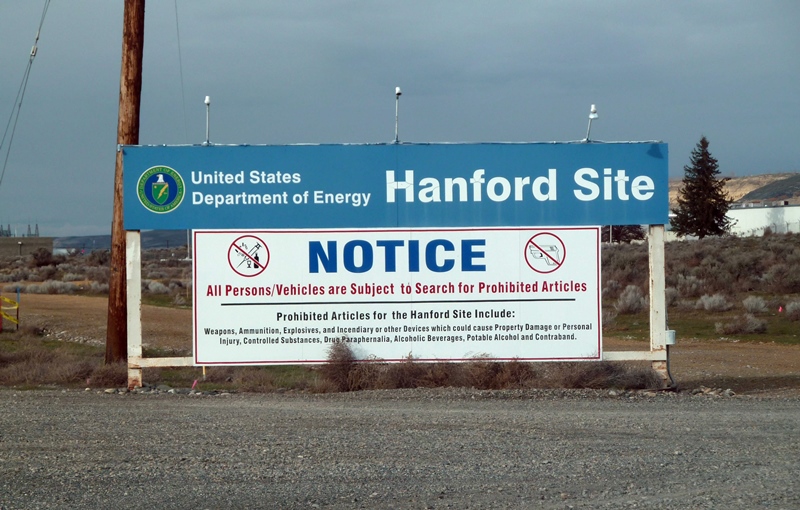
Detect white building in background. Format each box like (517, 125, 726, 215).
(727, 203, 800, 236)
(662, 203, 800, 241)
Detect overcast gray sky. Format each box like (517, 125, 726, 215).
(1, 1, 798, 236)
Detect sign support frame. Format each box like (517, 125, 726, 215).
(125, 226, 671, 389)
(647, 224, 669, 382)
(126, 230, 192, 389)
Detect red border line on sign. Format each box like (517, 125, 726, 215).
(222, 298, 576, 306)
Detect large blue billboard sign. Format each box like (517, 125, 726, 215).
(123, 142, 668, 230)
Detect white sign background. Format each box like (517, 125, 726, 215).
(193, 227, 601, 364)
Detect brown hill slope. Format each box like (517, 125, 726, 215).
(669, 173, 799, 207)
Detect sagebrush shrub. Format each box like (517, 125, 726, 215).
(84, 267, 109, 284)
(724, 251, 764, 292)
(144, 269, 169, 280)
(602, 279, 622, 299)
(26, 271, 44, 283)
(675, 275, 704, 298)
(715, 314, 767, 335)
(615, 285, 646, 314)
(665, 287, 679, 307)
(56, 262, 79, 273)
(742, 296, 767, 313)
(25, 281, 78, 295)
(87, 250, 110, 266)
(764, 263, 800, 294)
(695, 294, 732, 312)
(786, 301, 800, 321)
(602, 308, 617, 326)
(143, 280, 170, 294)
(2, 284, 23, 293)
(89, 282, 109, 293)
(695, 255, 727, 292)
(602, 243, 647, 289)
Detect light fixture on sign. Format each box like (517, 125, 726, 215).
(395, 87, 402, 144)
(585, 104, 598, 142)
(203, 95, 211, 146)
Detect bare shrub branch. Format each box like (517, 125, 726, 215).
(320, 341, 356, 392)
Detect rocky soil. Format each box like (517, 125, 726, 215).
(1, 388, 798, 509)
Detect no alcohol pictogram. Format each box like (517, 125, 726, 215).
(525, 232, 566, 274)
(228, 235, 270, 277)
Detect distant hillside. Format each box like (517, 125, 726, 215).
(55, 230, 190, 251)
(740, 174, 800, 202)
(669, 172, 799, 207)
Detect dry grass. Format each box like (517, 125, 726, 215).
(87, 362, 128, 387)
(0, 330, 127, 387)
(551, 362, 662, 390)
(319, 342, 661, 392)
(234, 367, 278, 392)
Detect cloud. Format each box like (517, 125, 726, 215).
(0, 1, 798, 235)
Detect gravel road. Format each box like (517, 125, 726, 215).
(1, 388, 798, 509)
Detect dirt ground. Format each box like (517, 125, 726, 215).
(7, 294, 800, 395)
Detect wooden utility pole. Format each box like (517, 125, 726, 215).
(106, 0, 145, 363)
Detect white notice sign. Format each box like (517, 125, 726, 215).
(193, 227, 601, 365)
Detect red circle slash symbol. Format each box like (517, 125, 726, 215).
(228, 235, 270, 277)
(524, 232, 566, 274)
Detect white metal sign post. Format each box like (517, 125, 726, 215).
(193, 227, 601, 364)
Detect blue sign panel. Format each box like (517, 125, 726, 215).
(122, 142, 668, 229)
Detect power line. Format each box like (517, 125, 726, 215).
(173, 0, 188, 143)
(0, 0, 51, 191)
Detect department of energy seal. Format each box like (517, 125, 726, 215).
(137, 165, 185, 213)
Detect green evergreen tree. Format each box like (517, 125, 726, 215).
(601, 225, 646, 243)
(671, 136, 731, 238)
